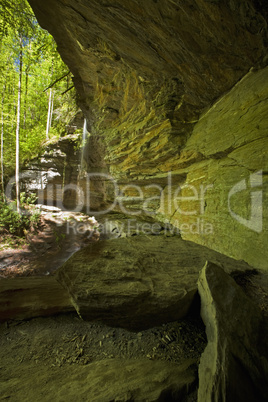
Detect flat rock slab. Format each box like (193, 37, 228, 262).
(57, 235, 254, 329)
(1, 358, 197, 402)
(198, 261, 268, 402)
(0, 277, 74, 322)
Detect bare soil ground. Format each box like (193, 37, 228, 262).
(0, 212, 98, 278)
(0, 311, 206, 401)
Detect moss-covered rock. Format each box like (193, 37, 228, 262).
(56, 235, 254, 330)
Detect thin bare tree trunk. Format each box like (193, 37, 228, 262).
(46, 60, 55, 139)
(50, 90, 54, 128)
(1, 96, 5, 201)
(46, 87, 52, 139)
(15, 35, 23, 212)
(23, 66, 29, 131)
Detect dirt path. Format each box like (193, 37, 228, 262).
(0, 209, 99, 278)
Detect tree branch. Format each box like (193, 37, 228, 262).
(43, 71, 71, 92)
(61, 85, 75, 95)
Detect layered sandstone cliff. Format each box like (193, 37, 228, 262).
(28, 0, 268, 269)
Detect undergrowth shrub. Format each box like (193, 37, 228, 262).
(0, 192, 40, 237)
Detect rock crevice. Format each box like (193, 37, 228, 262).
(198, 261, 268, 402)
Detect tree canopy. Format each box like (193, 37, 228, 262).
(0, 0, 78, 184)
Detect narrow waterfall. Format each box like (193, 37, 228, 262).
(77, 118, 89, 210)
(80, 118, 88, 169)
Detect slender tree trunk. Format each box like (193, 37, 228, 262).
(0, 54, 11, 202)
(15, 35, 23, 212)
(23, 66, 29, 131)
(12, 80, 16, 132)
(46, 61, 54, 139)
(50, 90, 54, 128)
(1, 93, 5, 201)
(46, 88, 53, 138)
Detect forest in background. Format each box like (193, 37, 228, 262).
(0, 0, 78, 188)
(0, 0, 79, 239)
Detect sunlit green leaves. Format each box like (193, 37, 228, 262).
(0, 0, 78, 180)
(0, 0, 34, 35)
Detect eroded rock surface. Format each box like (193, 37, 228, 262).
(198, 261, 268, 402)
(19, 135, 80, 209)
(0, 357, 197, 402)
(0, 277, 74, 322)
(162, 67, 268, 270)
(28, 0, 268, 133)
(57, 235, 254, 330)
(20, 133, 108, 211)
(27, 0, 268, 270)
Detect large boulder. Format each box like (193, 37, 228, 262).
(198, 261, 268, 402)
(56, 235, 253, 330)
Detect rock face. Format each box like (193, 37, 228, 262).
(56, 358, 197, 402)
(159, 67, 268, 270)
(198, 261, 268, 402)
(56, 235, 254, 330)
(0, 277, 74, 322)
(28, 0, 268, 130)
(19, 134, 108, 211)
(18, 135, 80, 209)
(0, 357, 197, 402)
(28, 0, 268, 270)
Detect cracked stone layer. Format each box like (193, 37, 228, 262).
(0, 358, 197, 402)
(56, 235, 254, 330)
(157, 67, 268, 269)
(28, 0, 268, 269)
(0, 277, 74, 322)
(198, 261, 268, 402)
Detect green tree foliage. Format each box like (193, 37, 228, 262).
(0, 192, 40, 237)
(0, 0, 78, 178)
(0, 0, 33, 39)
(0, 0, 78, 236)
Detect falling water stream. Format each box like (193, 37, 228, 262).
(80, 118, 88, 169)
(76, 118, 89, 210)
